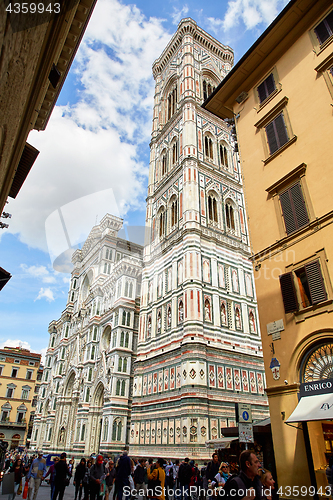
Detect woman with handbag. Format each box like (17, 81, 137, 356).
(8, 458, 25, 500)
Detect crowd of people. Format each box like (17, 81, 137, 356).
(2, 449, 278, 500)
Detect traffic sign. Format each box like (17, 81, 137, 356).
(238, 403, 252, 423)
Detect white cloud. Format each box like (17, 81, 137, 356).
(0, 339, 31, 350)
(221, 0, 288, 31)
(35, 288, 55, 302)
(20, 264, 57, 283)
(4, 0, 171, 256)
(171, 5, 189, 25)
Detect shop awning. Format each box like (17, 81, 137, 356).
(205, 437, 237, 449)
(286, 393, 333, 423)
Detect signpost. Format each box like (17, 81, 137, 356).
(238, 404, 253, 447)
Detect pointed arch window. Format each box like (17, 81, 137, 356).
(172, 141, 178, 165)
(121, 380, 125, 397)
(88, 368, 92, 382)
(123, 358, 127, 373)
(122, 310, 126, 325)
(162, 154, 167, 176)
(112, 419, 122, 441)
(220, 144, 229, 169)
(120, 331, 125, 347)
(85, 387, 90, 403)
(207, 194, 218, 223)
(126, 312, 130, 327)
(159, 209, 166, 238)
(124, 332, 129, 348)
(167, 85, 177, 120)
(80, 424, 85, 441)
(170, 197, 178, 229)
(225, 202, 235, 231)
(203, 79, 216, 101)
(204, 136, 214, 161)
(116, 379, 121, 396)
(118, 357, 122, 372)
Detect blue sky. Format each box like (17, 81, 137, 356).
(0, 0, 288, 360)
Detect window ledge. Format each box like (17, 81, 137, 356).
(294, 299, 333, 323)
(263, 136, 297, 165)
(316, 35, 333, 56)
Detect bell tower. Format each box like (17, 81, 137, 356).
(130, 18, 268, 458)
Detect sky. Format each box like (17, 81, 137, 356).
(0, 0, 289, 361)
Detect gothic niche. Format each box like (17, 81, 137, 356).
(204, 297, 211, 322)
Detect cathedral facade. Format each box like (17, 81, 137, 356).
(30, 214, 143, 455)
(31, 19, 269, 459)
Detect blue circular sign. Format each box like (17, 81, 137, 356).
(242, 410, 249, 421)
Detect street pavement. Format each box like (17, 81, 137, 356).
(0, 480, 76, 500)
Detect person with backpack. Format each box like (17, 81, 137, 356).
(223, 451, 263, 500)
(90, 455, 107, 500)
(147, 458, 166, 500)
(115, 451, 132, 500)
(189, 461, 200, 500)
(133, 458, 147, 500)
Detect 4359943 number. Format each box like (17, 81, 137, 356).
(6, 3, 60, 13)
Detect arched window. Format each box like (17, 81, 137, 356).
(51, 336, 55, 347)
(118, 357, 122, 372)
(203, 79, 216, 101)
(88, 368, 92, 381)
(80, 424, 85, 441)
(85, 388, 90, 402)
(120, 331, 124, 347)
(91, 346, 95, 360)
(124, 332, 129, 348)
(73, 279, 77, 289)
(126, 312, 130, 327)
(204, 136, 214, 161)
(71, 292, 74, 302)
(167, 85, 177, 120)
(106, 249, 109, 260)
(220, 144, 229, 169)
(104, 262, 107, 273)
(93, 327, 97, 341)
(121, 380, 125, 397)
(103, 418, 109, 441)
(124, 281, 129, 297)
(159, 209, 165, 238)
(207, 194, 218, 223)
(170, 197, 178, 229)
(172, 141, 178, 166)
(123, 358, 127, 373)
(162, 154, 167, 176)
(59, 363, 63, 375)
(117, 420, 122, 441)
(225, 202, 235, 231)
(122, 310, 126, 325)
(116, 380, 121, 396)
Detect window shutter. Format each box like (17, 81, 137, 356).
(304, 260, 327, 305)
(314, 21, 330, 44)
(257, 81, 267, 103)
(280, 190, 297, 234)
(279, 273, 299, 313)
(274, 113, 289, 148)
(290, 183, 309, 229)
(266, 122, 278, 154)
(266, 73, 276, 95)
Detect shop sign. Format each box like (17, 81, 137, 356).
(300, 378, 333, 398)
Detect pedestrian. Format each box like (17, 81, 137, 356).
(115, 451, 132, 500)
(205, 454, 220, 499)
(147, 458, 166, 500)
(44, 456, 59, 500)
(8, 458, 25, 500)
(83, 460, 93, 500)
(26, 451, 47, 500)
(90, 454, 107, 500)
(53, 452, 70, 500)
(133, 458, 147, 500)
(105, 459, 116, 500)
(223, 450, 263, 500)
(259, 469, 278, 500)
(74, 458, 87, 500)
(178, 458, 192, 500)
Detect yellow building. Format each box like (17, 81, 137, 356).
(204, 0, 333, 495)
(0, 347, 41, 449)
